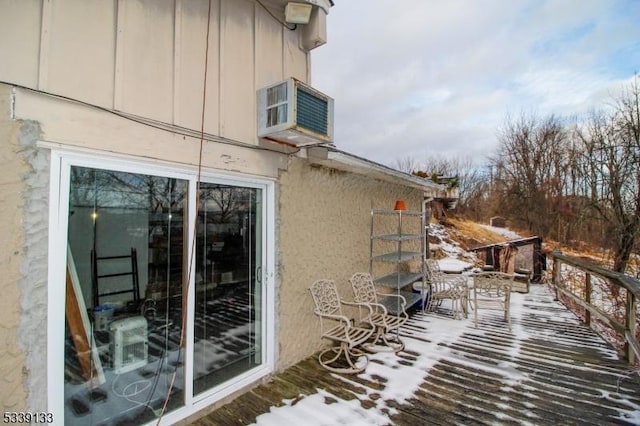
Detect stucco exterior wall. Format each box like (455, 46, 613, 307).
(0, 84, 50, 412)
(17, 129, 50, 413)
(0, 86, 28, 410)
(276, 158, 425, 369)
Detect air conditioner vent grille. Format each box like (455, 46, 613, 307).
(296, 86, 329, 135)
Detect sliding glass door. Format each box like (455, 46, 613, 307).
(193, 184, 262, 394)
(58, 159, 270, 425)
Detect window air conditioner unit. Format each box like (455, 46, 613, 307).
(257, 77, 334, 146)
(110, 316, 148, 374)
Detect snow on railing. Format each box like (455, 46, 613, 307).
(551, 250, 640, 364)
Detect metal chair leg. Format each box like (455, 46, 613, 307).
(318, 343, 369, 374)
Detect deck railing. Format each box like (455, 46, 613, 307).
(551, 250, 640, 364)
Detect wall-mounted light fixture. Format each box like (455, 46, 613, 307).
(285, 2, 313, 24)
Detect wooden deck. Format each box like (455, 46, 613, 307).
(191, 284, 640, 425)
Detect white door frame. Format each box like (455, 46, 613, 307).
(47, 149, 276, 425)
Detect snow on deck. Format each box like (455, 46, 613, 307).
(195, 283, 640, 425)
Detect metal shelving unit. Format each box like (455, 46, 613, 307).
(370, 208, 426, 314)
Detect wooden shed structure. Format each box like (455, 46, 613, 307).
(470, 236, 545, 284)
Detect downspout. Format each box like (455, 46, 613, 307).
(422, 197, 433, 261)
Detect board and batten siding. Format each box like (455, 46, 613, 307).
(0, 0, 308, 145)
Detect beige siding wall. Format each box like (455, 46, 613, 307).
(0, 1, 42, 87)
(116, 0, 175, 121)
(0, 0, 309, 144)
(12, 88, 289, 178)
(175, 0, 219, 131)
(44, 0, 117, 106)
(220, 0, 255, 141)
(277, 158, 424, 369)
(0, 86, 28, 411)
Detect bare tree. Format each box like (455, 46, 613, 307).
(394, 156, 421, 174)
(491, 113, 569, 237)
(576, 76, 640, 272)
(398, 154, 491, 220)
(422, 156, 489, 219)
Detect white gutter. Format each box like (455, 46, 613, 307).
(304, 146, 447, 194)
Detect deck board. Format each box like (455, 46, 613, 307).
(190, 284, 640, 425)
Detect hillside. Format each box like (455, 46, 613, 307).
(436, 216, 639, 278)
(428, 217, 525, 269)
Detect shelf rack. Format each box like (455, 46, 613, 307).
(370, 208, 426, 314)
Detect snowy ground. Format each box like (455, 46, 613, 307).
(250, 283, 640, 426)
(479, 224, 524, 241)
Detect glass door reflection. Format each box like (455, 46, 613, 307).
(64, 167, 187, 425)
(193, 184, 262, 394)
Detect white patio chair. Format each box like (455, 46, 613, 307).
(309, 279, 375, 374)
(472, 271, 514, 331)
(349, 272, 408, 353)
(425, 259, 469, 319)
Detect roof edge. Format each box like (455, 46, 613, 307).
(303, 146, 456, 198)
(302, 0, 333, 14)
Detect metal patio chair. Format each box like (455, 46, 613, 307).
(349, 272, 408, 353)
(425, 259, 469, 319)
(309, 279, 375, 374)
(472, 271, 514, 331)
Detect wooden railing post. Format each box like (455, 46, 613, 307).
(626, 291, 637, 364)
(552, 255, 560, 301)
(585, 273, 591, 326)
(532, 237, 543, 282)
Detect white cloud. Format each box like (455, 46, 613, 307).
(312, 0, 640, 167)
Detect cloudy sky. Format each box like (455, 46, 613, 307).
(311, 0, 640, 169)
